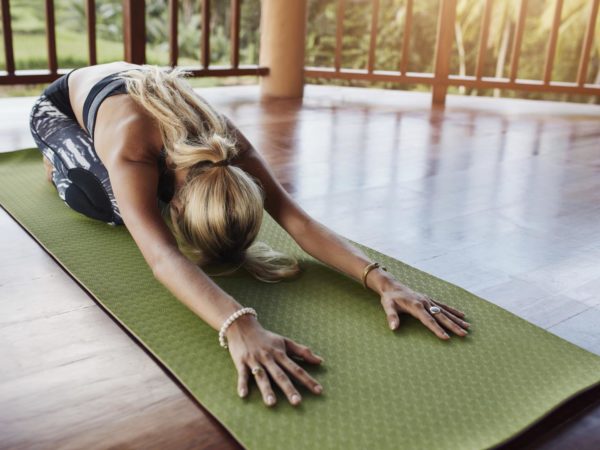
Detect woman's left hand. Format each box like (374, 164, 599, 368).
(379, 281, 471, 340)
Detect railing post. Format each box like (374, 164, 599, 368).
(259, 0, 307, 98)
(86, 0, 97, 65)
(1, 0, 15, 76)
(122, 0, 146, 64)
(432, 0, 457, 106)
(45, 0, 58, 74)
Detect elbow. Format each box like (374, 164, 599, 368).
(151, 258, 166, 281)
(151, 261, 163, 280)
(150, 245, 180, 280)
(290, 217, 317, 250)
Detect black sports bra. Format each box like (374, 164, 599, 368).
(43, 69, 175, 204)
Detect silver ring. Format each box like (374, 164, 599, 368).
(251, 366, 264, 376)
(429, 305, 442, 315)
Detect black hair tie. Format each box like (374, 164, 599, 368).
(211, 158, 231, 167)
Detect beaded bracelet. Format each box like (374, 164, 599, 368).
(218, 307, 258, 349)
(362, 262, 388, 289)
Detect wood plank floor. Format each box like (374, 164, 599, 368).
(1, 85, 599, 449)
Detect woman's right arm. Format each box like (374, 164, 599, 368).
(104, 150, 324, 407)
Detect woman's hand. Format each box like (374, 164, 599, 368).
(379, 280, 471, 339)
(224, 314, 324, 407)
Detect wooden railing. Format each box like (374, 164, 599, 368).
(1, 0, 599, 105)
(0, 0, 268, 86)
(305, 0, 600, 105)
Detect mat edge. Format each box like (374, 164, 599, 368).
(489, 380, 600, 449)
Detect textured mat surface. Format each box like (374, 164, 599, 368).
(1, 148, 599, 450)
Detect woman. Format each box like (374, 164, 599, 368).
(29, 61, 471, 408)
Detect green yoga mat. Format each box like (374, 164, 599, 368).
(1, 148, 599, 450)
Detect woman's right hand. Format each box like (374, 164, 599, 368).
(224, 314, 324, 407)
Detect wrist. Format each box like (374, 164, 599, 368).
(365, 267, 400, 295)
(224, 311, 262, 341)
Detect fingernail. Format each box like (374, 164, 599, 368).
(267, 395, 275, 405)
(315, 384, 323, 394)
(239, 388, 247, 397)
(443, 332, 450, 338)
(389, 321, 397, 330)
(291, 394, 301, 404)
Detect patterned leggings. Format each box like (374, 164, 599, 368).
(29, 94, 124, 226)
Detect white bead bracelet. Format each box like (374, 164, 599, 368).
(218, 307, 257, 349)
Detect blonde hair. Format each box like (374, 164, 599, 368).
(117, 65, 301, 283)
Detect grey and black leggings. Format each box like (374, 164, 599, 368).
(29, 79, 124, 226)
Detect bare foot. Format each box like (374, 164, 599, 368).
(42, 156, 54, 183)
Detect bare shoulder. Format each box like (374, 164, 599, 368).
(68, 61, 140, 127)
(96, 99, 163, 165)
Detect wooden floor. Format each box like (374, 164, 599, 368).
(1, 85, 600, 449)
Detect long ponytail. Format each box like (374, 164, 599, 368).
(118, 65, 301, 283)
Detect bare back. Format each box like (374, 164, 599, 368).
(68, 61, 165, 167)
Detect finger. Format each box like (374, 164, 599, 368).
(275, 352, 323, 395)
(429, 298, 466, 318)
(432, 310, 468, 337)
(440, 308, 471, 329)
(381, 299, 400, 330)
(263, 357, 303, 406)
(248, 358, 277, 406)
(234, 358, 249, 398)
(413, 303, 450, 340)
(284, 338, 324, 364)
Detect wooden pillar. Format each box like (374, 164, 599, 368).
(123, 0, 146, 64)
(259, 0, 307, 98)
(432, 0, 457, 106)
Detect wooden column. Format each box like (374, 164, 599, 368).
(432, 0, 457, 106)
(259, 0, 307, 98)
(123, 0, 146, 64)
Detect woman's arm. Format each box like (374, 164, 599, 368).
(104, 140, 324, 407)
(223, 113, 394, 294)
(105, 150, 252, 332)
(225, 116, 471, 339)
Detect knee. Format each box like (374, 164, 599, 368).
(64, 168, 114, 223)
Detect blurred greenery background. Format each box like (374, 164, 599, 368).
(0, 0, 598, 103)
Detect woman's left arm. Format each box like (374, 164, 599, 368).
(284, 218, 470, 340)
(223, 114, 471, 340)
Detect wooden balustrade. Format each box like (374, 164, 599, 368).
(305, 0, 600, 105)
(0, 0, 598, 105)
(0, 0, 267, 85)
